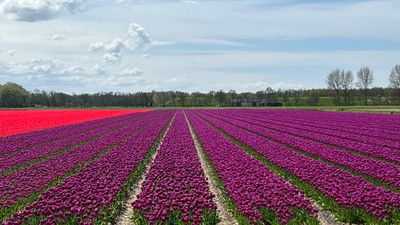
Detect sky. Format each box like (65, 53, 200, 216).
(0, 0, 399, 93)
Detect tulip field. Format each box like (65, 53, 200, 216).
(1, 109, 400, 224)
(0, 109, 150, 137)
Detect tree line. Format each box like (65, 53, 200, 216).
(326, 65, 400, 106)
(0, 64, 399, 108)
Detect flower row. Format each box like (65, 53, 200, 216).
(0, 112, 142, 157)
(204, 110, 400, 189)
(3, 110, 173, 224)
(0, 114, 144, 173)
(196, 111, 400, 223)
(132, 111, 217, 224)
(228, 110, 400, 149)
(210, 110, 400, 164)
(0, 109, 149, 137)
(187, 111, 317, 224)
(254, 109, 400, 134)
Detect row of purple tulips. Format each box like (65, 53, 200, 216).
(195, 110, 400, 223)
(4, 110, 173, 224)
(132, 111, 218, 224)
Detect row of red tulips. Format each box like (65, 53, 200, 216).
(0, 110, 146, 137)
(0, 114, 143, 173)
(0, 112, 143, 157)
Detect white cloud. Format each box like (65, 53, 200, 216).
(141, 53, 150, 58)
(92, 64, 106, 75)
(51, 33, 66, 40)
(0, 58, 145, 90)
(1, 0, 400, 93)
(9, 58, 62, 74)
(121, 68, 142, 76)
(6, 49, 16, 56)
(60, 65, 85, 75)
(0, 0, 88, 22)
(89, 23, 151, 64)
(103, 52, 121, 64)
(88, 41, 104, 52)
(124, 23, 151, 52)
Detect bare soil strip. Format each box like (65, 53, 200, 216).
(115, 113, 176, 225)
(314, 203, 346, 225)
(184, 112, 239, 225)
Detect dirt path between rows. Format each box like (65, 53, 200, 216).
(184, 112, 239, 225)
(115, 114, 176, 225)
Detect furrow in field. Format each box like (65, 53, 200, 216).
(115, 112, 176, 225)
(3, 110, 174, 224)
(194, 111, 400, 224)
(131, 111, 219, 224)
(202, 111, 400, 190)
(184, 111, 239, 225)
(0, 111, 164, 223)
(187, 111, 318, 225)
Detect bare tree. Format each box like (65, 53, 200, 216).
(327, 69, 342, 105)
(265, 87, 277, 102)
(390, 64, 400, 88)
(357, 67, 374, 105)
(389, 64, 400, 104)
(341, 70, 353, 105)
(215, 90, 226, 107)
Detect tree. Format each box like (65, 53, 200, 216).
(357, 67, 374, 105)
(265, 87, 277, 102)
(389, 64, 400, 88)
(176, 92, 187, 107)
(0, 82, 30, 107)
(215, 90, 226, 107)
(151, 91, 161, 106)
(227, 90, 237, 106)
(308, 89, 320, 106)
(256, 91, 265, 102)
(341, 70, 353, 105)
(389, 64, 400, 104)
(327, 69, 342, 105)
